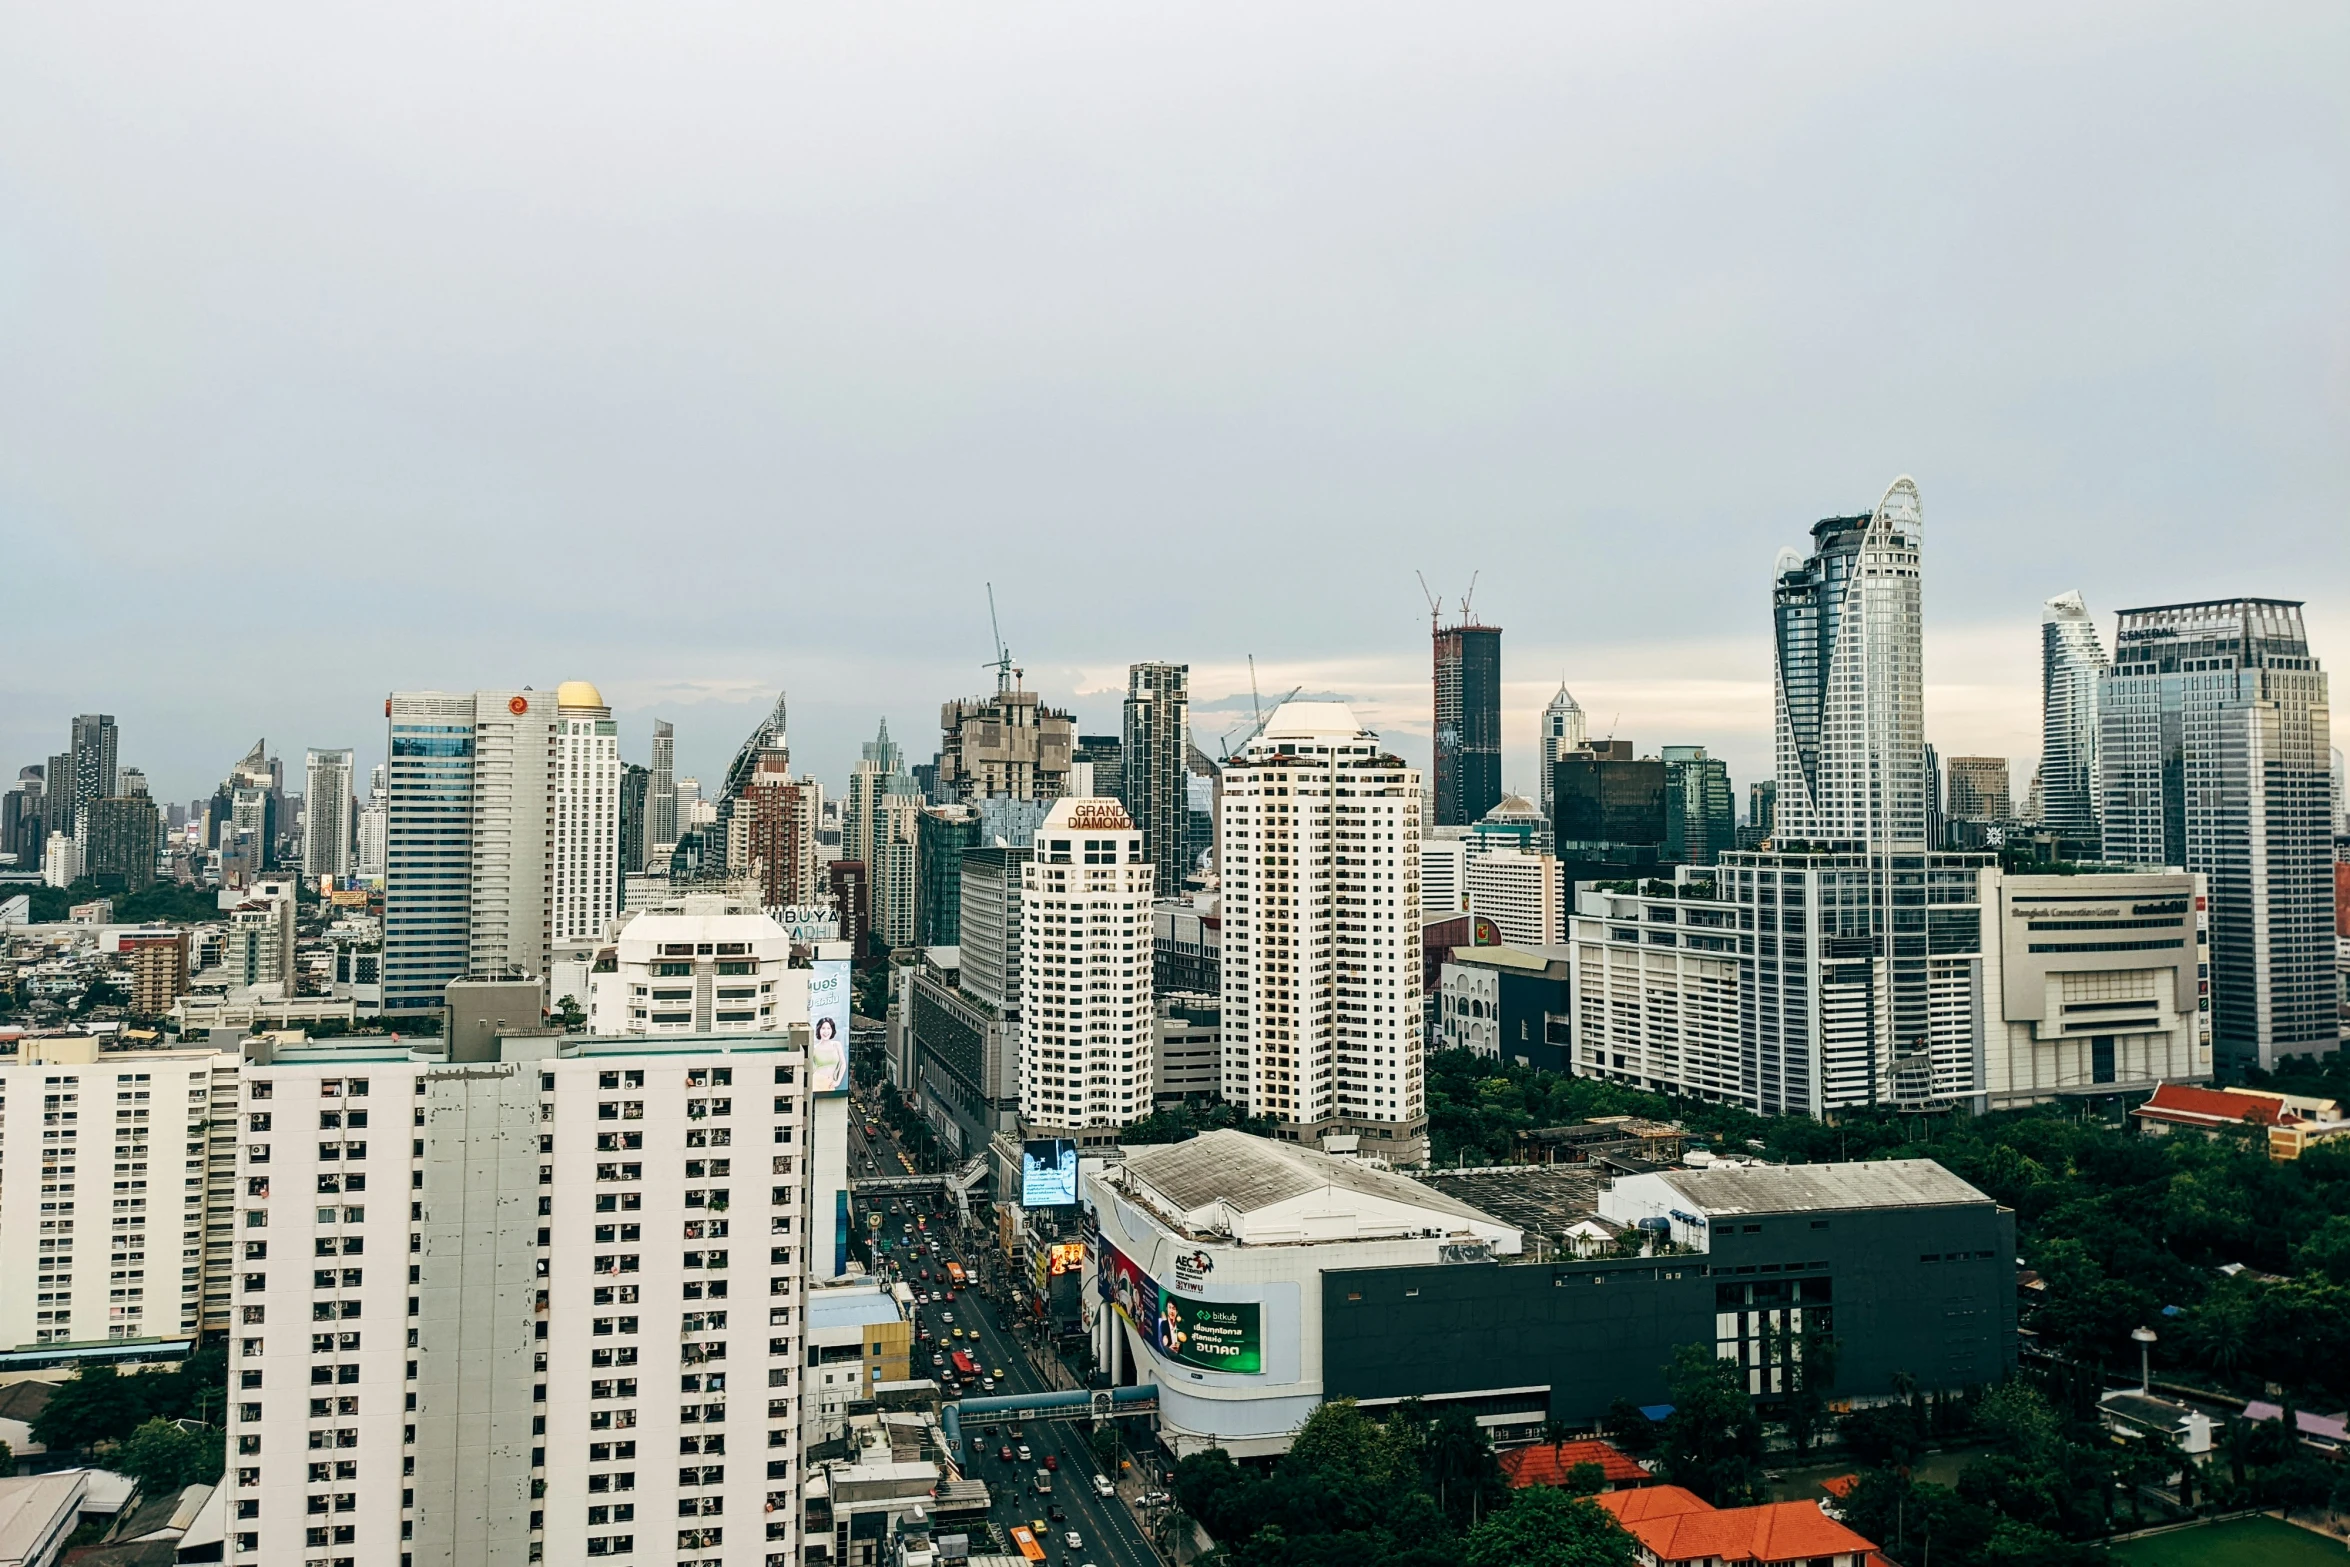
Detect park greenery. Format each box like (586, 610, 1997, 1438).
(29, 1352, 227, 1497)
(5, 878, 227, 927)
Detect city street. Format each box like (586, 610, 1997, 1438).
(862, 1195, 1165, 1567)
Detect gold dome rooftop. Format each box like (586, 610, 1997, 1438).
(555, 679, 607, 710)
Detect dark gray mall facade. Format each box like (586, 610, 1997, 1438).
(1320, 1169, 2017, 1427)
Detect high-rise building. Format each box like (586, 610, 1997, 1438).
(584, 892, 802, 1035)
(1432, 619, 1502, 827)
(1770, 478, 1928, 849)
(221, 740, 281, 873)
(1923, 744, 1945, 848)
(1219, 703, 1425, 1160)
(937, 679, 1077, 803)
(1464, 848, 1562, 947)
(957, 847, 1031, 1013)
(741, 747, 822, 911)
(1073, 734, 1125, 806)
(1552, 741, 1669, 895)
(2041, 590, 2109, 851)
(86, 795, 161, 890)
(870, 795, 922, 951)
(1019, 796, 1155, 1135)
(2101, 598, 2336, 1069)
(0, 1040, 238, 1349)
(69, 713, 119, 837)
(303, 748, 356, 879)
(648, 720, 677, 853)
(552, 682, 621, 943)
(1537, 683, 1586, 830)
(617, 762, 649, 879)
(225, 1028, 816, 1567)
(117, 766, 148, 799)
(356, 765, 388, 883)
(45, 751, 74, 839)
(1747, 781, 1777, 841)
(1661, 746, 1735, 867)
(122, 927, 192, 1017)
(42, 831, 81, 888)
(1, 772, 43, 868)
(1122, 662, 1190, 896)
(1944, 757, 2012, 823)
(826, 861, 871, 962)
(383, 690, 557, 1014)
(915, 804, 981, 946)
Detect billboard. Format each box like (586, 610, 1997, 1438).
(1098, 1239, 1262, 1375)
(1020, 1139, 1078, 1207)
(807, 958, 851, 1096)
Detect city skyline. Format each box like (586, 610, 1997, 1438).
(5, 6, 2345, 804)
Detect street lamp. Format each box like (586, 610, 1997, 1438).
(2131, 1325, 2157, 1393)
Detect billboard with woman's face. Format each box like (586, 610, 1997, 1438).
(807, 959, 850, 1095)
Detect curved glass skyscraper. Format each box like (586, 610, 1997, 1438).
(2039, 590, 2107, 849)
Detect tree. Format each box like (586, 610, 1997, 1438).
(1657, 1345, 1764, 1505)
(1462, 1486, 1636, 1567)
(1561, 1462, 1607, 1498)
(1089, 1422, 1123, 1476)
(1840, 1401, 1926, 1470)
(116, 1419, 223, 1496)
(552, 994, 587, 1032)
(31, 1364, 147, 1451)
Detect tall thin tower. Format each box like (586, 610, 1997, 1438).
(1429, 585, 1502, 828)
(648, 720, 677, 850)
(1537, 682, 1585, 828)
(1122, 662, 1191, 895)
(2039, 590, 2108, 851)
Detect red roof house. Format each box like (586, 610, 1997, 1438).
(1593, 1484, 1882, 1566)
(1498, 1439, 1653, 1491)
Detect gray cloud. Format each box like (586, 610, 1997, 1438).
(2, 3, 2343, 803)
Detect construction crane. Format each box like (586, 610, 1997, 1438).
(981, 582, 1020, 694)
(1220, 658, 1304, 760)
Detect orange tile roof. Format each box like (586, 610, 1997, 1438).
(1594, 1487, 1879, 1563)
(2136, 1083, 2285, 1127)
(1820, 1472, 1860, 1498)
(1498, 1440, 1652, 1489)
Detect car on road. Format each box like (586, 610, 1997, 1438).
(993, 1366, 1007, 1379)
(1092, 1475, 1115, 1499)
(998, 1445, 1014, 1462)
(1016, 1444, 1031, 1462)
(941, 1311, 954, 1323)
(1142, 1491, 1170, 1506)
(1043, 1454, 1057, 1471)
(1033, 1469, 1052, 1495)
(979, 1378, 996, 1392)
(1064, 1531, 1083, 1551)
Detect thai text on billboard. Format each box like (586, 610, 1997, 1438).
(1097, 1239, 1262, 1374)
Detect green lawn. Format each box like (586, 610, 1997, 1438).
(2113, 1516, 2347, 1566)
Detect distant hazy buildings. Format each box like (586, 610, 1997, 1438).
(1432, 617, 1502, 827)
(1661, 745, 1734, 867)
(2041, 590, 2109, 850)
(1944, 757, 2012, 825)
(648, 718, 677, 852)
(69, 713, 119, 841)
(2102, 598, 2335, 1070)
(1123, 661, 1191, 896)
(85, 794, 161, 891)
(356, 763, 388, 882)
(302, 746, 355, 879)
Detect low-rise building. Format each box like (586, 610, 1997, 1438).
(1153, 993, 1220, 1109)
(805, 1280, 915, 1448)
(1593, 1485, 1879, 1567)
(1436, 945, 1571, 1069)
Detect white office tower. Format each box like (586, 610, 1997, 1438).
(225, 1030, 816, 1567)
(303, 750, 355, 880)
(1464, 848, 1562, 947)
(554, 683, 623, 944)
(2102, 599, 2335, 1070)
(1418, 834, 1467, 921)
(1770, 477, 1928, 848)
(382, 691, 557, 1017)
(357, 766, 388, 884)
(0, 1038, 240, 1349)
(1219, 704, 1426, 1162)
(1536, 682, 1585, 828)
(2040, 591, 2109, 850)
(42, 831, 81, 889)
(1019, 797, 1155, 1135)
(588, 895, 804, 1037)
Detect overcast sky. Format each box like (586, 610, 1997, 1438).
(4, 3, 2344, 808)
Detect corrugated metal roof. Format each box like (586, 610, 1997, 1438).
(1123, 1130, 1502, 1229)
(1661, 1158, 1989, 1217)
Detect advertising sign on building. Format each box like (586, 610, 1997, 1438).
(1020, 1139, 1079, 1207)
(807, 958, 851, 1096)
(1098, 1239, 1262, 1374)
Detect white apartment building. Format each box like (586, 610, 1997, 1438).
(1019, 797, 1155, 1135)
(554, 683, 623, 946)
(1464, 848, 1562, 947)
(1218, 704, 1426, 1162)
(1418, 834, 1467, 923)
(356, 766, 388, 886)
(225, 1029, 816, 1567)
(304, 750, 355, 882)
(588, 897, 805, 1038)
(0, 1038, 241, 1350)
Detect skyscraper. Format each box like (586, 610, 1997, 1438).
(1219, 702, 1425, 1160)
(1944, 757, 2012, 823)
(1121, 661, 1191, 896)
(1432, 618, 1502, 827)
(1770, 478, 1928, 849)
(648, 718, 677, 852)
(1661, 745, 1735, 867)
(617, 761, 649, 878)
(302, 747, 356, 879)
(2101, 598, 2335, 1069)
(383, 690, 557, 1014)
(1537, 682, 1585, 829)
(69, 713, 118, 837)
(2040, 589, 2109, 851)
(937, 680, 1077, 802)
(1020, 795, 1156, 1135)
(356, 764, 388, 882)
(552, 682, 621, 943)
(44, 751, 73, 839)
